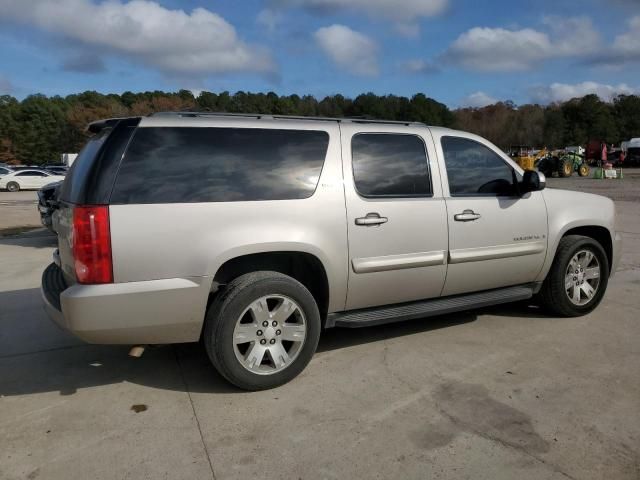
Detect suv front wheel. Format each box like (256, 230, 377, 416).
(204, 271, 321, 390)
(539, 235, 609, 316)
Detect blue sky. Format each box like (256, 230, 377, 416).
(0, 0, 638, 107)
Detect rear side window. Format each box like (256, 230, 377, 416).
(351, 133, 431, 197)
(59, 128, 112, 203)
(441, 136, 516, 196)
(111, 127, 330, 204)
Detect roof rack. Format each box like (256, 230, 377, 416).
(149, 111, 423, 126)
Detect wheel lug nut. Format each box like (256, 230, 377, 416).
(257, 330, 263, 336)
(272, 321, 277, 327)
(276, 329, 281, 335)
(262, 321, 268, 327)
(269, 339, 276, 344)
(260, 339, 266, 345)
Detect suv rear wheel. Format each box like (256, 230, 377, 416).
(204, 271, 321, 390)
(539, 235, 609, 316)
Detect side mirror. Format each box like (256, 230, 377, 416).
(520, 170, 545, 194)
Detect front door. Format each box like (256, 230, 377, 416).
(435, 134, 548, 296)
(341, 124, 448, 310)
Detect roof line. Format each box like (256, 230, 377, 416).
(149, 111, 424, 126)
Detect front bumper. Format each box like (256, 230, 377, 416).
(41, 263, 210, 344)
(611, 231, 623, 277)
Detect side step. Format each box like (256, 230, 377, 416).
(326, 284, 534, 328)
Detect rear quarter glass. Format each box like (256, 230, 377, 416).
(110, 127, 330, 204)
(59, 117, 140, 205)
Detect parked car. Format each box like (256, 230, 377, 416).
(41, 113, 622, 391)
(10, 165, 44, 171)
(43, 166, 68, 175)
(0, 169, 66, 192)
(0, 165, 13, 177)
(627, 138, 640, 166)
(37, 180, 63, 232)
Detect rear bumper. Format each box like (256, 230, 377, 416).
(611, 231, 623, 277)
(41, 263, 210, 344)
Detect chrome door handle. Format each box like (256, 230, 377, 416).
(454, 209, 481, 222)
(355, 213, 388, 226)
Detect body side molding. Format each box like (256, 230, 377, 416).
(352, 250, 446, 274)
(449, 241, 545, 264)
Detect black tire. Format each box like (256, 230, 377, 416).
(6, 181, 19, 192)
(539, 235, 609, 317)
(559, 158, 573, 177)
(203, 271, 321, 390)
(578, 164, 590, 177)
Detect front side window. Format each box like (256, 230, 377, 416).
(441, 136, 516, 196)
(351, 133, 431, 197)
(111, 127, 329, 204)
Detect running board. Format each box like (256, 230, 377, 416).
(326, 285, 534, 328)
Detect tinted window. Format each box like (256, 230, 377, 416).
(441, 136, 516, 196)
(59, 127, 112, 203)
(17, 171, 46, 177)
(111, 127, 329, 204)
(352, 134, 431, 197)
(0, 167, 10, 174)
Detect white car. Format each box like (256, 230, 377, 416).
(0, 169, 66, 192)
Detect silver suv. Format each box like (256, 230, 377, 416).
(41, 113, 622, 390)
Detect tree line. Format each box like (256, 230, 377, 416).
(0, 89, 638, 165)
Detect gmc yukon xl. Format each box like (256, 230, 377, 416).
(41, 113, 622, 390)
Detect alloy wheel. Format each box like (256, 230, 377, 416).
(565, 249, 601, 306)
(232, 295, 307, 375)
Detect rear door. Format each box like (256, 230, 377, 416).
(341, 123, 448, 310)
(434, 132, 548, 296)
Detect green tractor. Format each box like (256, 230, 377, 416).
(536, 151, 590, 178)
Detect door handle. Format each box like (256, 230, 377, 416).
(355, 213, 388, 226)
(454, 209, 481, 222)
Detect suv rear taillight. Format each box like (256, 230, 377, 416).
(72, 205, 113, 284)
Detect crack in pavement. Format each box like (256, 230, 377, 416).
(173, 346, 217, 480)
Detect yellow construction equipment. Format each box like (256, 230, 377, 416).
(508, 146, 548, 171)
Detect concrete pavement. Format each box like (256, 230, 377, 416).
(1, 179, 639, 480)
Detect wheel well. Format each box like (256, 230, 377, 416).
(212, 252, 330, 319)
(562, 226, 613, 273)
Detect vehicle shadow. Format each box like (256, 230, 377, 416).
(0, 287, 541, 397)
(0, 229, 57, 249)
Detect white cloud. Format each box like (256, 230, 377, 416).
(460, 91, 498, 108)
(272, 0, 446, 21)
(0, 0, 275, 76)
(610, 15, 640, 62)
(541, 16, 601, 56)
(256, 9, 283, 33)
(0, 75, 14, 94)
(400, 59, 439, 74)
(443, 17, 600, 71)
(272, 0, 447, 35)
(314, 25, 378, 76)
(531, 82, 639, 104)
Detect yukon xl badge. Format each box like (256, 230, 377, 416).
(514, 234, 545, 241)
